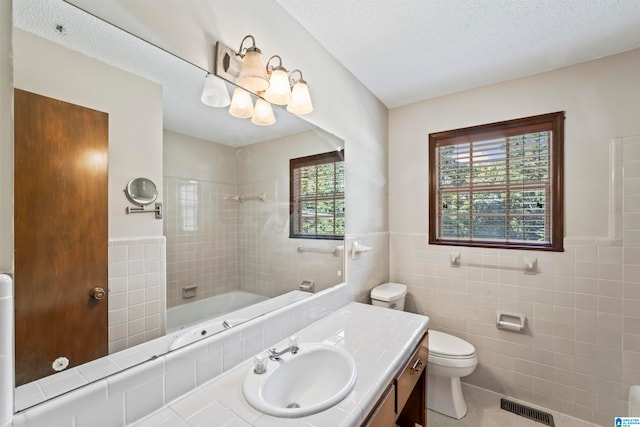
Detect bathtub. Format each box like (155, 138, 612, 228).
(167, 290, 311, 350)
(167, 290, 269, 333)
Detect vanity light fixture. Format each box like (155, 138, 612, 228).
(200, 73, 230, 107)
(287, 69, 313, 115)
(228, 87, 255, 118)
(263, 55, 292, 106)
(214, 36, 314, 125)
(235, 35, 270, 92)
(251, 98, 276, 126)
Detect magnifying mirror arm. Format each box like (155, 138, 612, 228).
(125, 202, 163, 219)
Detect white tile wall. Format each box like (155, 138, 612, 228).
(238, 179, 344, 298)
(236, 180, 278, 297)
(108, 237, 166, 353)
(0, 275, 13, 426)
(165, 176, 345, 306)
(344, 233, 390, 303)
(163, 177, 238, 308)
(622, 135, 640, 421)
(11, 283, 351, 426)
(389, 135, 640, 426)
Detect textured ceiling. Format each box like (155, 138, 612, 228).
(14, 0, 640, 137)
(278, 0, 640, 108)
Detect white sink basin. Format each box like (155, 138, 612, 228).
(242, 343, 357, 418)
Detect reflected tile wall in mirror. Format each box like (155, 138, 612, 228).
(237, 181, 278, 296)
(164, 178, 238, 308)
(107, 238, 167, 353)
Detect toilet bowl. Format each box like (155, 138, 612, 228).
(427, 330, 478, 419)
(370, 282, 478, 420)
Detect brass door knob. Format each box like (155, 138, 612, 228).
(89, 287, 106, 300)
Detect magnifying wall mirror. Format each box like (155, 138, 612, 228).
(124, 177, 158, 206)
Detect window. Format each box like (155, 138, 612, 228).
(290, 150, 345, 239)
(178, 182, 198, 232)
(429, 112, 564, 251)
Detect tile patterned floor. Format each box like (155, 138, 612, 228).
(426, 383, 601, 427)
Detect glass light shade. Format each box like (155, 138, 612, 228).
(251, 98, 276, 126)
(238, 48, 270, 92)
(200, 74, 230, 107)
(263, 68, 292, 105)
(228, 87, 254, 118)
(286, 81, 313, 115)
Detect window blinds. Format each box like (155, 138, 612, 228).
(436, 131, 553, 244)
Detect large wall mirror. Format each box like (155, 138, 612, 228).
(12, 0, 345, 412)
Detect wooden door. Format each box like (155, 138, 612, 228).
(14, 89, 109, 386)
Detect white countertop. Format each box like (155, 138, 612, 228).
(132, 302, 429, 427)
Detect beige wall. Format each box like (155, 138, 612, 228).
(389, 48, 640, 425)
(13, 29, 164, 240)
(390, 48, 640, 239)
(164, 130, 237, 184)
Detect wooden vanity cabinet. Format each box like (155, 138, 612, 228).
(364, 384, 396, 427)
(363, 331, 429, 427)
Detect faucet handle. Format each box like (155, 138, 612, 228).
(254, 354, 267, 374)
(289, 335, 299, 353)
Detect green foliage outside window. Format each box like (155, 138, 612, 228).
(429, 112, 564, 251)
(439, 133, 550, 242)
(290, 151, 344, 239)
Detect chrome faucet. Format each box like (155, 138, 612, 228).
(268, 335, 299, 360)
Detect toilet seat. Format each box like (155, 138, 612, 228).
(428, 330, 475, 358)
(428, 352, 477, 369)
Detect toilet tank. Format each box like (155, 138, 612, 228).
(371, 282, 407, 310)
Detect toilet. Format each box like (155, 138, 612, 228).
(370, 282, 478, 419)
(369, 282, 407, 310)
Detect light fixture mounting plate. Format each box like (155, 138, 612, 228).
(214, 41, 242, 86)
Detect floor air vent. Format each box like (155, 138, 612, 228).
(500, 398, 555, 426)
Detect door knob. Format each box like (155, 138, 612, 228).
(89, 287, 106, 300)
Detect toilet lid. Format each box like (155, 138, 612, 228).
(370, 282, 407, 302)
(428, 330, 475, 357)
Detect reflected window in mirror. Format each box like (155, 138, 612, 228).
(179, 182, 199, 232)
(290, 150, 345, 239)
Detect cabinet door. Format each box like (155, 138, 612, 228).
(396, 334, 428, 411)
(364, 384, 396, 427)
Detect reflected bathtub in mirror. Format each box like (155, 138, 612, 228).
(168, 290, 310, 350)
